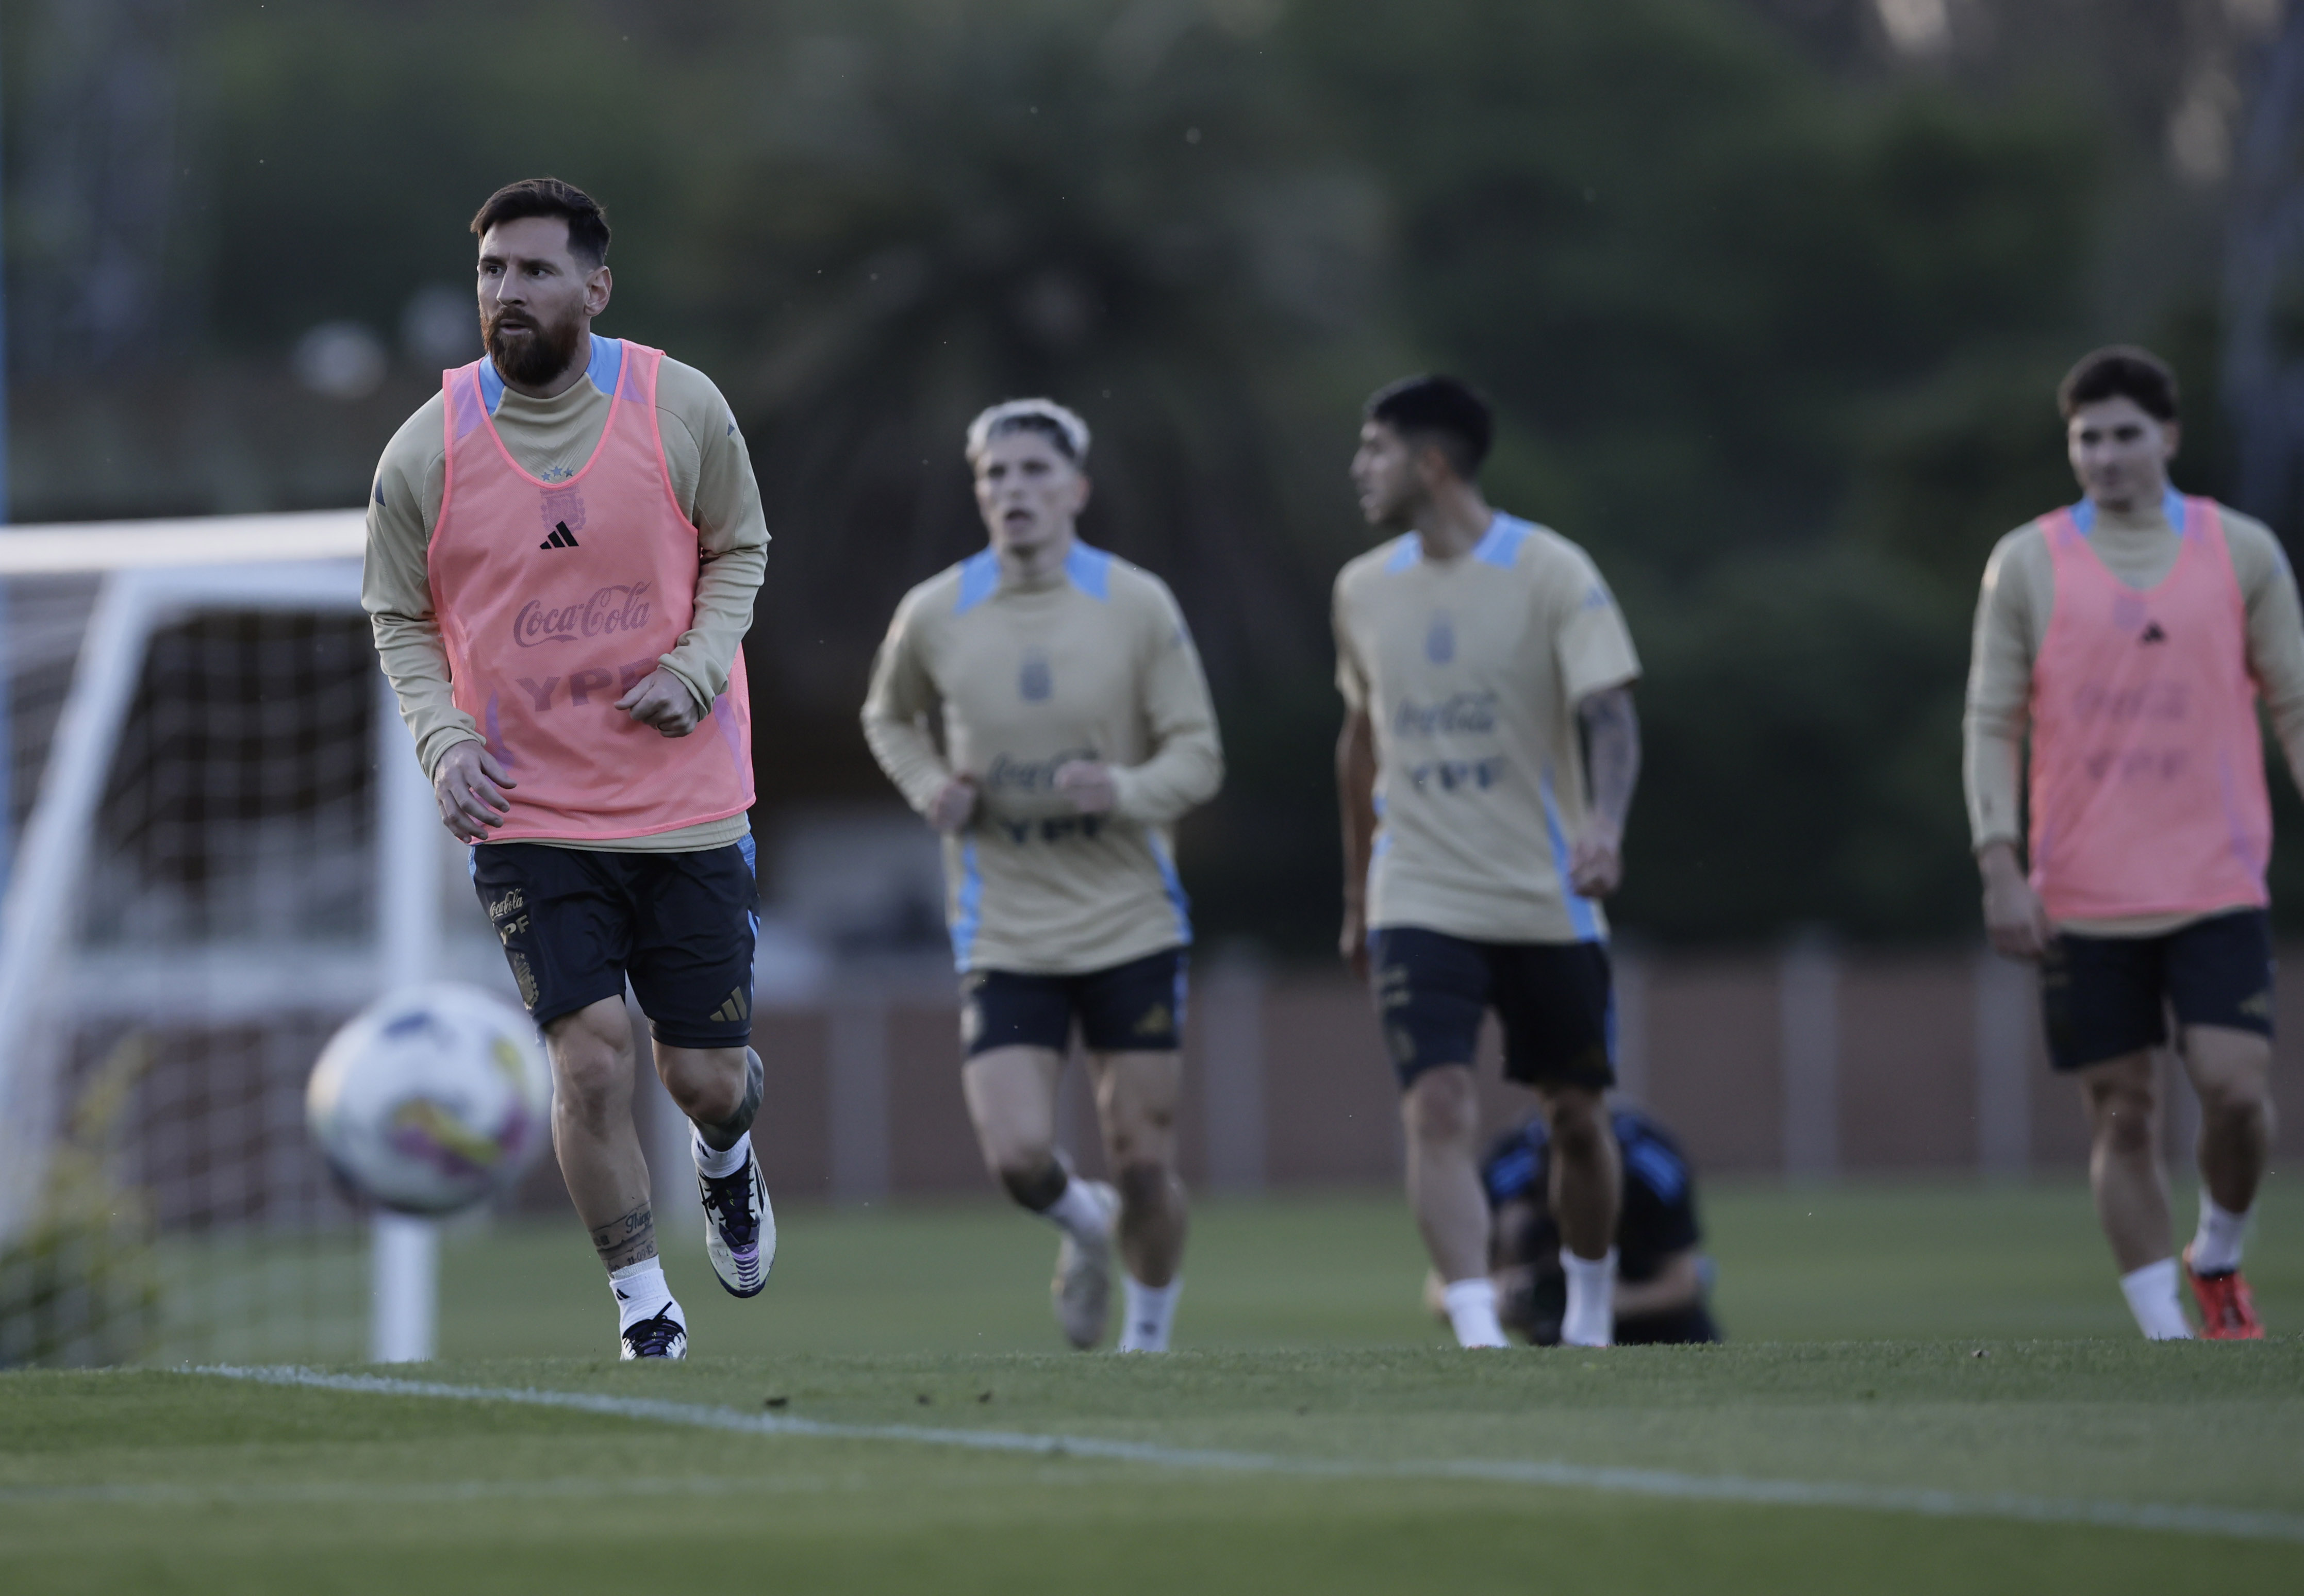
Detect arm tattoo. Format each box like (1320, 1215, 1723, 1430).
(589, 1201, 658, 1271)
(1578, 686, 1641, 830)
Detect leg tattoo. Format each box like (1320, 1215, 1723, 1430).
(590, 1201, 657, 1271)
(694, 1048, 765, 1153)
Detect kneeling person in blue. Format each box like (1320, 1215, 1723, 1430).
(1428, 1105, 1720, 1346)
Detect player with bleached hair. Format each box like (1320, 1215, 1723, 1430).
(863, 400, 1224, 1352)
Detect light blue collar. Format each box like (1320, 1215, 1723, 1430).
(2071, 485, 2186, 537)
(1383, 511, 1533, 572)
(475, 334, 623, 416)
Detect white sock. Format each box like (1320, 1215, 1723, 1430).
(1561, 1247, 1618, 1348)
(2189, 1197, 2251, 1276)
(1039, 1178, 1109, 1245)
(1441, 1277, 1509, 1349)
(608, 1257, 679, 1333)
(2119, 1258, 2193, 1340)
(1118, 1276, 1181, 1352)
(691, 1126, 749, 1180)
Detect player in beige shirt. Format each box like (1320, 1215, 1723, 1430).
(1334, 376, 1642, 1350)
(863, 399, 1223, 1352)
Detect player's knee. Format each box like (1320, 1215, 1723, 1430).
(2087, 1085, 2158, 1155)
(997, 1156, 1068, 1212)
(669, 1050, 750, 1127)
(1102, 1107, 1174, 1170)
(1403, 1068, 1477, 1145)
(1114, 1156, 1173, 1213)
(2195, 1069, 2270, 1125)
(1539, 1087, 1609, 1159)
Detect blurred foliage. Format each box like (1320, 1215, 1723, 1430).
(5, 0, 2262, 949)
(0, 1034, 160, 1368)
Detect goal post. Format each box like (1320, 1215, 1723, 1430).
(0, 510, 459, 1367)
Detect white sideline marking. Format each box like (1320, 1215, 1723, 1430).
(187, 1364, 2304, 1545)
(0, 1474, 844, 1508)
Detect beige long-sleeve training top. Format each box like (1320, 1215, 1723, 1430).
(861, 542, 1224, 974)
(362, 338, 769, 852)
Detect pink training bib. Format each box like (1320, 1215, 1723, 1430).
(428, 339, 754, 842)
(2027, 494, 2269, 921)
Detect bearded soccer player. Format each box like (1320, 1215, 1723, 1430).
(863, 400, 1222, 1353)
(1334, 375, 1641, 1350)
(1966, 346, 2300, 1340)
(364, 179, 773, 1360)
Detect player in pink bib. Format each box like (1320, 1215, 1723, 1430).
(365, 180, 772, 1360)
(1966, 346, 2304, 1340)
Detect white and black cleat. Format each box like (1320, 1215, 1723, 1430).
(698, 1141, 775, 1299)
(619, 1307, 688, 1360)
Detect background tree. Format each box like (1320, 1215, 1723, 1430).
(6, 0, 2278, 950)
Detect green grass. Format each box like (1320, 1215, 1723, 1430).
(436, 1175, 2304, 1355)
(6, 1177, 2303, 1594)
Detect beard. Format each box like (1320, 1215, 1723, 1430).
(483, 302, 584, 387)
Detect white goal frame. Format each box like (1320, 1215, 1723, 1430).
(0, 510, 446, 1361)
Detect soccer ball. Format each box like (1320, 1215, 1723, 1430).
(306, 982, 552, 1216)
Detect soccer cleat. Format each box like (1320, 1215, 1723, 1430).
(619, 1307, 688, 1360)
(1051, 1179, 1120, 1350)
(697, 1142, 775, 1299)
(2183, 1247, 2265, 1340)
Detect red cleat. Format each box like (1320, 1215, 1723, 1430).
(2183, 1248, 2265, 1340)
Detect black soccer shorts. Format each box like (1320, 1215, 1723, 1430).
(470, 836, 759, 1049)
(1368, 925, 1616, 1091)
(2039, 907, 2274, 1072)
(959, 947, 1187, 1058)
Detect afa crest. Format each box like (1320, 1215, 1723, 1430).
(540, 485, 587, 537)
(1426, 613, 1456, 666)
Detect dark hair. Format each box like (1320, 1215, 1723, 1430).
(2058, 345, 2178, 423)
(1366, 374, 1494, 478)
(470, 177, 612, 268)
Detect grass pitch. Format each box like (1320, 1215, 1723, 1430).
(5, 1179, 2302, 1594)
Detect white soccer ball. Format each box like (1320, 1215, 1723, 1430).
(306, 982, 553, 1216)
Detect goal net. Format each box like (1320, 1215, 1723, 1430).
(0, 512, 473, 1367)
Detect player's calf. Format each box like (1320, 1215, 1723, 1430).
(987, 1148, 1120, 1346)
(689, 1048, 775, 1299)
(542, 1001, 693, 1356)
(1538, 1086, 1621, 1348)
(1111, 1158, 1187, 1353)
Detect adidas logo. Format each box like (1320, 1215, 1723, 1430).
(709, 985, 752, 1025)
(2140, 621, 2167, 644)
(539, 520, 580, 551)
